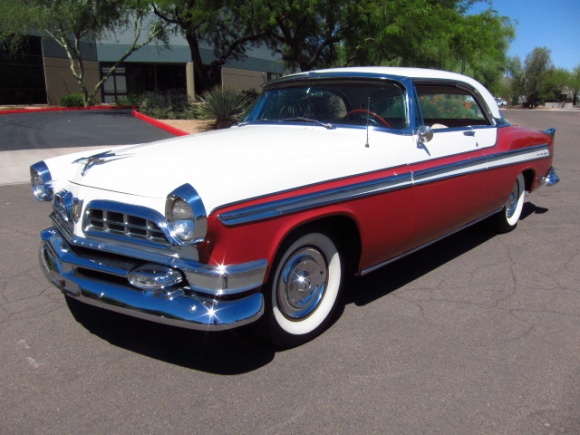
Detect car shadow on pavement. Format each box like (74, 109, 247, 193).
(65, 297, 274, 374)
(64, 202, 549, 372)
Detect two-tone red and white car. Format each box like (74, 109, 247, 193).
(31, 67, 559, 347)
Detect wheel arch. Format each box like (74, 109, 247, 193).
(266, 214, 362, 283)
(521, 168, 536, 192)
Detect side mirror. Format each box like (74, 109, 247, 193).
(417, 126, 433, 145)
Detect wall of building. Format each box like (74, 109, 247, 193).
(43, 57, 101, 105)
(222, 67, 269, 92)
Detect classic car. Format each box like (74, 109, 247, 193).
(31, 67, 559, 347)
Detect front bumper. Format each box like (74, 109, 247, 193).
(39, 228, 266, 331)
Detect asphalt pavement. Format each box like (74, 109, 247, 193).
(0, 109, 175, 185)
(0, 109, 578, 433)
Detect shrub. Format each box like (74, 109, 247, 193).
(137, 89, 193, 119)
(60, 93, 87, 107)
(193, 87, 250, 128)
(115, 94, 141, 107)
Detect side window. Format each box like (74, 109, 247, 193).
(370, 95, 407, 129)
(416, 85, 490, 129)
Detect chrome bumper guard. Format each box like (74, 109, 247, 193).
(543, 167, 560, 187)
(39, 228, 266, 331)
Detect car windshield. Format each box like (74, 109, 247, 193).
(241, 79, 408, 130)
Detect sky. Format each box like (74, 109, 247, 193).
(470, 0, 580, 71)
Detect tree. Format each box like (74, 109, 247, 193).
(520, 47, 552, 106)
(451, 9, 514, 93)
(0, 0, 167, 106)
(248, 0, 364, 72)
(544, 68, 572, 103)
(341, 0, 513, 87)
(505, 56, 524, 105)
(152, 0, 267, 92)
(570, 65, 580, 105)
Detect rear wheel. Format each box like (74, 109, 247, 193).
(490, 173, 525, 233)
(260, 231, 344, 348)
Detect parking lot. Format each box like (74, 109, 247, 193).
(0, 109, 578, 433)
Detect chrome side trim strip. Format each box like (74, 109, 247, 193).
(413, 156, 489, 185)
(218, 173, 413, 226)
(219, 145, 551, 227)
(485, 144, 551, 170)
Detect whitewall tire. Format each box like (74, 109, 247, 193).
(491, 173, 526, 233)
(262, 231, 344, 348)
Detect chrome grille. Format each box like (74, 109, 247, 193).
(85, 208, 169, 245)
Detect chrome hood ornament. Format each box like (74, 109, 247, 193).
(74, 150, 133, 176)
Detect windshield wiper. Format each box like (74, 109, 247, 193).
(281, 117, 334, 129)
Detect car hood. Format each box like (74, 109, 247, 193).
(70, 124, 392, 213)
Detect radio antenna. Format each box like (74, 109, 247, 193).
(365, 96, 370, 148)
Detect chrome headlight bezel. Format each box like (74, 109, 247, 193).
(165, 184, 207, 245)
(30, 161, 53, 202)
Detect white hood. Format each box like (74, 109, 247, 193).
(69, 125, 408, 213)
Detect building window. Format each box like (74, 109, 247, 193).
(102, 67, 127, 103)
(0, 36, 47, 105)
(101, 63, 186, 103)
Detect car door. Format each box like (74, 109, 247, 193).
(407, 83, 498, 248)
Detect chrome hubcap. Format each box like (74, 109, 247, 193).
(506, 182, 519, 218)
(277, 247, 328, 320)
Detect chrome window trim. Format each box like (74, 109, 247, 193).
(218, 144, 552, 227)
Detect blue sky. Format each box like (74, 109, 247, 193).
(470, 0, 580, 71)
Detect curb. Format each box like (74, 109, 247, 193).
(131, 110, 189, 136)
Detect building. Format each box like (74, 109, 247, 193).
(0, 30, 285, 106)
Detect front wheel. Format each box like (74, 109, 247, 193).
(259, 231, 344, 348)
(490, 173, 526, 233)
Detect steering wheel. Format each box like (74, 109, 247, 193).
(343, 109, 391, 128)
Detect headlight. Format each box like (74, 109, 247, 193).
(30, 161, 53, 202)
(165, 184, 207, 245)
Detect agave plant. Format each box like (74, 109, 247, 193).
(193, 87, 251, 128)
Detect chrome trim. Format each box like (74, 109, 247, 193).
(39, 228, 266, 330)
(48, 222, 268, 297)
(30, 161, 53, 202)
(183, 260, 269, 296)
(83, 200, 172, 248)
(486, 144, 551, 169)
(73, 150, 132, 177)
(218, 173, 413, 226)
(543, 167, 560, 187)
(218, 144, 552, 227)
(165, 184, 208, 245)
(128, 264, 183, 290)
(541, 128, 556, 138)
(412, 155, 489, 185)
